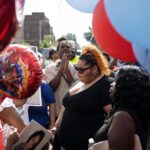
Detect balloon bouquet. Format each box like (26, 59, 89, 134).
(93, 0, 150, 72)
(66, 0, 150, 73)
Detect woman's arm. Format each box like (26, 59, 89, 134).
(50, 106, 65, 134)
(108, 111, 135, 150)
(49, 103, 56, 129)
(55, 106, 65, 128)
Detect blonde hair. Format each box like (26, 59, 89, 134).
(81, 44, 110, 76)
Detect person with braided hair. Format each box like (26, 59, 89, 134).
(51, 44, 113, 150)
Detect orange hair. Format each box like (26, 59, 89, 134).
(81, 44, 110, 76)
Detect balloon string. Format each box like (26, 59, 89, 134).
(89, 34, 94, 42)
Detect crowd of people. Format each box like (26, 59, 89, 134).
(0, 37, 150, 150)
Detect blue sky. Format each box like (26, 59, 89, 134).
(24, 0, 93, 47)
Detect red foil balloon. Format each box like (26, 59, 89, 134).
(92, 0, 136, 62)
(0, 44, 42, 99)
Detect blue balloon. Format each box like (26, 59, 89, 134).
(104, 0, 150, 48)
(132, 44, 150, 73)
(66, 0, 99, 13)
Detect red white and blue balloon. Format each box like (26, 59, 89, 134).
(66, 0, 99, 13)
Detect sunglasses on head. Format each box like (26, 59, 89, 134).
(74, 65, 92, 74)
(60, 44, 70, 49)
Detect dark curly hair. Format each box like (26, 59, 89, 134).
(113, 65, 150, 124)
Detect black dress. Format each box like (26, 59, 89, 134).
(57, 76, 113, 150)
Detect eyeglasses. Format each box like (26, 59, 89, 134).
(74, 65, 92, 74)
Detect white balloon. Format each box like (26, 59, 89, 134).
(66, 0, 99, 13)
(105, 0, 150, 48)
(132, 44, 150, 73)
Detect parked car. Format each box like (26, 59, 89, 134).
(37, 52, 42, 59)
(27, 46, 42, 60)
(42, 48, 51, 59)
(28, 46, 38, 54)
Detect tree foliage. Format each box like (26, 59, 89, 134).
(65, 33, 77, 42)
(39, 35, 56, 50)
(84, 27, 97, 46)
(63, 33, 80, 49)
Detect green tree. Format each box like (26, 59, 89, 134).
(39, 35, 56, 51)
(84, 27, 97, 46)
(63, 33, 80, 49)
(65, 33, 77, 42)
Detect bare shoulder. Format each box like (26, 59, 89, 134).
(109, 111, 136, 134)
(113, 111, 135, 124)
(108, 111, 136, 150)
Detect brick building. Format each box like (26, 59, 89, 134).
(15, 12, 55, 47)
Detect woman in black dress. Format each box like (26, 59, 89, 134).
(51, 44, 113, 150)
